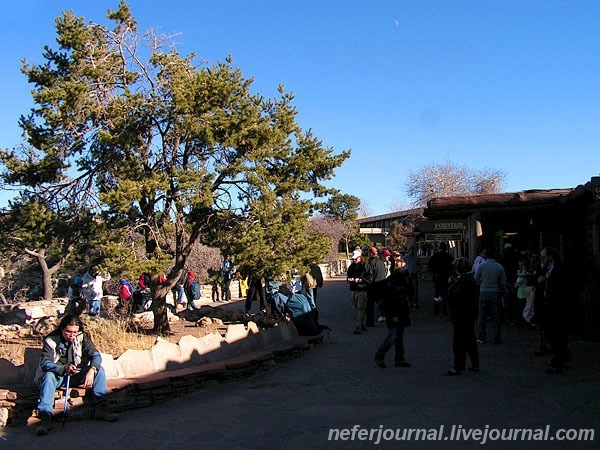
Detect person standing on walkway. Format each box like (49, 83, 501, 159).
(347, 249, 368, 334)
(309, 263, 324, 303)
(183, 271, 202, 311)
(500, 243, 519, 325)
(220, 255, 236, 301)
(403, 244, 420, 308)
(539, 247, 570, 374)
(427, 242, 454, 315)
(374, 269, 412, 368)
(377, 249, 393, 322)
(446, 257, 480, 375)
(530, 254, 549, 356)
(363, 246, 387, 327)
(472, 249, 487, 275)
(474, 249, 508, 344)
(34, 314, 117, 436)
(245, 275, 266, 314)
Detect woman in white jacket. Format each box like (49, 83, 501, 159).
(81, 265, 111, 317)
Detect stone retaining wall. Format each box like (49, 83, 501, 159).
(0, 321, 304, 427)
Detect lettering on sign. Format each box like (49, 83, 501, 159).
(433, 222, 467, 231)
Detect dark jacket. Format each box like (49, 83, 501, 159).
(447, 273, 478, 324)
(347, 260, 367, 291)
(309, 264, 324, 288)
(544, 263, 565, 326)
(427, 250, 454, 277)
(380, 270, 411, 328)
(363, 257, 387, 295)
(34, 331, 101, 384)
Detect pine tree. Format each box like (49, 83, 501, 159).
(0, 2, 349, 330)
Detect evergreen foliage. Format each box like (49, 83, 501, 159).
(0, 2, 349, 330)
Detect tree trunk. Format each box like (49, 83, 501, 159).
(40, 259, 53, 302)
(151, 283, 173, 334)
(23, 244, 72, 302)
(23, 248, 53, 301)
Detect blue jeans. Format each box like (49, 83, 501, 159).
(88, 300, 101, 316)
(304, 288, 316, 308)
(37, 367, 108, 415)
(477, 292, 503, 343)
(187, 299, 201, 311)
(176, 286, 186, 304)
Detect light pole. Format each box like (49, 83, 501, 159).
(383, 231, 389, 248)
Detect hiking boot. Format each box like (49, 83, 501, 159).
(35, 412, 52, 436)
(93, 406, 118, 422)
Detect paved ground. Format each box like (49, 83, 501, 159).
(2, 276, 599, 449)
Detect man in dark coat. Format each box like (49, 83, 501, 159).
(539, 247, 569, 374)
(347, 250, 368, 334)
(446, 257, 480, 375)
(374, 269, 412, 368)
(427, 242, 454, 315)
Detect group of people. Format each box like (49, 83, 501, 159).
(35, 253, 245, 437)
(347, 245, 414, 368)
(119, 255, 241, 315)
(70, 254, 323, 319)
(243, 263, 324, 316)
(429, 243, 569, 376)
(347, 242, 569, 377)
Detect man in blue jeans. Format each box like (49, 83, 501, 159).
(474, 249, 508, 344)
(34, 315, 117, 436)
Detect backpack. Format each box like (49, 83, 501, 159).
(187, 280, 201, 300)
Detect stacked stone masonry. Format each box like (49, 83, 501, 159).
(0, 277, 325, 428)
(0, 318, 321, 427)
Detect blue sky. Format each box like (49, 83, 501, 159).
(1, 1, 599, 215)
